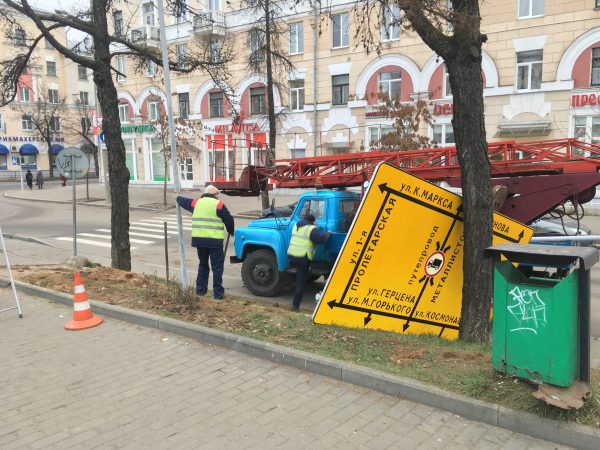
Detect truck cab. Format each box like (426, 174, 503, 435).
(232, 190, 361, 296)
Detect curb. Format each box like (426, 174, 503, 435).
(9, 279, 600, 449)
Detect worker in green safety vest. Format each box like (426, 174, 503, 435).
(287, 213, 330, 311)
(177, 185, 235, 299)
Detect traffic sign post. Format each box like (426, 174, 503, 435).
(55, 147, 90, 257)
(312, 163, 534, 339)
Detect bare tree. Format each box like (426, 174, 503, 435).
(0, 0, 232, 271)
(241, 0, 296, 209)
(349, 0, 493, 341)
(65, 95, 99, 177)
(12, 83, 65, 178)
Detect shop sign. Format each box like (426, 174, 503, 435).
(366, 110, 387, 118)
(120, 124, 155, 133)
(203, 123, 261, 134)
(432, 103, 454, 116)
(2, 136, 65, 142)
(571, 94, 600, 107)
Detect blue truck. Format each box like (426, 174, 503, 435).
(231, 190, 361, 296)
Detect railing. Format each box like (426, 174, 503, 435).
(193, 11, 226, 33)
(130, 26, 160, 43)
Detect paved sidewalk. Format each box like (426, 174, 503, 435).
(0, 291, 568, 449)
(2, 180, 299, 217)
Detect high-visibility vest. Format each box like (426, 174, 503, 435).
(191, 197, 225, 239)
(287, 224, 317, 260)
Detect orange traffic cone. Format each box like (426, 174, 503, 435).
(64, 272, 103, 331)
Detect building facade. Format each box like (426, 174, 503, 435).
(108, 0, 600, 187)
(0, 7, 96, 175)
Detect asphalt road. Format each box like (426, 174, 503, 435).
(3, 184, 600, 336)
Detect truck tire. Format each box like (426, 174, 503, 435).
(242, 249, 284, 297)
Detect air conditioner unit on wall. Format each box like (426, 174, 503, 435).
(10, 146, 18, 153)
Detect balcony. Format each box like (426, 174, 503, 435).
(130, 26, 161, 46)
(193, 11, 226, 37)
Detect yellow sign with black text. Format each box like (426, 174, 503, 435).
(312, 163, 533, 339)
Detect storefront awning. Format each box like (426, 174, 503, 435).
(0, 144, 8, 155)
(496, 120, 551, 137)
(19, 144, 39, 155)
(50, 144, 64, 155)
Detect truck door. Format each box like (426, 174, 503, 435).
(289, 198, 327, 262)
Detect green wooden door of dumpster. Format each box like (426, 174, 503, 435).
(491, 261, 579, 387)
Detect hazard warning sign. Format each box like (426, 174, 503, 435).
(312, 163, 533, 339)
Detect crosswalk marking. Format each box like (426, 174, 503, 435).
(55, 237, 137, 250)
(97, 228, 167, 239)
(129, 225, 179, 235)
(78, 233, 154, 245)
(132, 220, 192, 231)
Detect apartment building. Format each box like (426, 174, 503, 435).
(0, 8, 96, 175)
(109, 0, 600, 187)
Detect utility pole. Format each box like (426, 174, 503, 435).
(157, 0, 188, 287)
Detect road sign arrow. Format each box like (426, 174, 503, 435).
(328, 299, 337, 309)
(517, 230, 524, 242)
(364, 313, 372, 326)
(402, 322, 410, 332)
(378, 182, 388, 193)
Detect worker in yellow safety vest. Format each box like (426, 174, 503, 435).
(287, 213, 330, 311)
(177, 185, 235, 299)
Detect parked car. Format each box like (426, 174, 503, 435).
(530, 216, 594, 246)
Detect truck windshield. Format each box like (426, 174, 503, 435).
(299, 199, 325, 220)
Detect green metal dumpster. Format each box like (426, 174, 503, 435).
(486, 244, 598, 387)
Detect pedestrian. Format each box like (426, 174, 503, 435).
(60, 174, 67, 186)
(287, 213, 330, 312)
(25, 169, 33, 190)
(177, 185, 234, 300)
(36, 170, 44, 189)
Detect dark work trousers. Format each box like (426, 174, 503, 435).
(289, 255, 310, 310)
(196, 246, 225, 298)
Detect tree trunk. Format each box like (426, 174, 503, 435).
(48, 151, 54, 178)
(92, 146, 99, 177)
(92, 0, 131, 271)
(448, 56, 493, 341)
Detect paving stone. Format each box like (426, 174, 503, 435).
(0, 293, 571, 449)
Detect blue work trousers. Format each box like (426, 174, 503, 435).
(289, 255, 310, 310)
(196, 246, 225, 299)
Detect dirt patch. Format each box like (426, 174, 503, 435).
(390, 345, 429, 363)
(441, 350, 491, 363)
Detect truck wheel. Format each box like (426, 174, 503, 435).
(242, 249, 284, 297)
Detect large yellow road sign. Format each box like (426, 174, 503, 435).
(312, 163, 533, 339)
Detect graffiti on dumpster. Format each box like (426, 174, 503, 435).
(507, 286, 547, 334)
(312, 163, 534, 339)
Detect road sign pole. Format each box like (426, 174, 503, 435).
(157, 0, 187, 288)
(19, 165, 23, 190)
(71, 155, 77, 256)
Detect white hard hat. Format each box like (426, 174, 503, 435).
(205, 185, 220, 195)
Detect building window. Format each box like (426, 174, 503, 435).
(49, 116, 60, 132)
(142, 2, 156, 26)
(250, 87, 266, 115)
(116, 56, 126, 81)
(378, 71, 401, 100)
(249, 29, 265, 63)
(21, 66, 29, 75)
(13, 26, 26, 46)
(178, 92, 190, 118)
(18, 154, 36, 166)
(447, 0, 454, 33)
(20, 86, 30, 103)
(21, 115, 33, 130)
(516, 50, 542, 90)
(597, 0, 600, 7)
(443, 64, 452, 97)
(78, 65, 87, 80)
(518, 0, 544, 19)
(574, 116, 600, 143)
(289, 79, 305, 111)
(381, 5, 400, 41)
(176, 44, 188, 69)
(209, 92, 223, 117)
(174, 0, 188, 23)
(591, 48, 600, 86)
(46, 61, 57, 77)
(118, 103, 129, 123)
(332, 74, 349, 105)
(48, 89, 59, 104)
(45, 38, 55, 50)
(332, 13, 349, 48)
(290, 148, 305, 158)
(209, 39, 221, 64)
(289, 22, 304, 54)
(369, 126, 395, 148)
(79, 91, 89, 105)
(146, 60, 158, 77)
(433, 123, 455, 146)
(81, 117, 91, 134)
(114, 10, 123, 36)
(148, 100, 159, 121)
